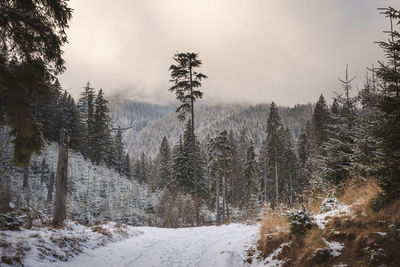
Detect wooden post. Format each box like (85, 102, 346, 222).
(53, 128, 69, 227)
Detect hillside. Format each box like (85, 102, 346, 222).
(0, 141, 159, 226)
(109, 99, 313, 159)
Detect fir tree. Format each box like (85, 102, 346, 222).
(208, 130, 231, 223)
(265, 102, 285, 206)
(0, 0, 72, 166)
(228, 130, 243, 207)
(171, 137, 185, 186)
(78, 82, 96, 160)
(156, 136, 171, 189)
(114, 126, 125, 174)
(282, 128, 298, 206)
(310, 95, 331, 154)
(123, 153, 132, 179)
(93, 89, 111, 164)
(243, 140, 258, 208)
(353, 71, 380, 177)
(372, 7, 400, 203)
(323, 66, 358, 184)
(296, 122, 310, 169)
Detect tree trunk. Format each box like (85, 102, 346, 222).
(216, 175, 220, 224)
(274, 139, 279, 205)
(222, 176, 226, 222)
(289, 172, 293, 207)
(264, 160, 267, 203)
(40, 157, 46, 185)
(23, 164, 29, 189)
(47, 171, 54, 202)
(53, 128, 69, 227)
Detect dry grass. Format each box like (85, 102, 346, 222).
(260, 208, 289, 236)
(256, 178, 400, 266)
(338, 178, 380, 206)
(258, 207, 290, 257)
(305, 196, 323, 214)
(91, 225, 113, 238)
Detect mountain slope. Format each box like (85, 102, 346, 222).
(109, 99, 313, 159)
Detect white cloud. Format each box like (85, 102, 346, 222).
(59, 0, 399, 105)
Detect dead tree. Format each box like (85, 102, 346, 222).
(53, 128, 69, 226)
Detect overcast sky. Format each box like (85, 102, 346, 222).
(59, 0, 398, 106)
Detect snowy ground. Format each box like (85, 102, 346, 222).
(28, 223, 259, 267)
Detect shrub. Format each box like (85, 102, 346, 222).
(285, 207, 314, 236)
(320, 196, 339, 212)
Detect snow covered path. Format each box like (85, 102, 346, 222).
(54, 224, 259, 267)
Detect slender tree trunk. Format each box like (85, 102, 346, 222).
(226, 175, 230, 220)
(274, 139, 279, 205)
(189, 58, 199, 225)
(47, 171, 54, 202)
(264, 160, 267, 203)
(40, 157, 46, 185)
(222, 176, 226, 222)
(289, 172, 293, 207)
(23, 164, 29, 189)
(216, 175, 220, 224)
(53, 128, 69, 226)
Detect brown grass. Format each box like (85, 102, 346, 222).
(256, 177, 400, 266)
(258, 208, 290, 257)
(338, 178, 380, 206)
(260, 208, 289, 236)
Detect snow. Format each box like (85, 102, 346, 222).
(314, 204, 350, 230)
(375, 232, 387, 237)
(323, 238, 344, 257)
(16, 223, 259, 267)
(253, 243, 289, 267)
(0, 220, 141, 267)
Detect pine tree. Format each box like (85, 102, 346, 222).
(93, 89, 110, 164)
(171, 137, 185, 186)
(168, 52, 207, 225)
(40, 80, 63, 142)
(265, 102, 285, 206)
(353, 71, 380, 177)
(156, 136, 171, 189)
(243, 140, 258, 208)
(310, 95, 331, 154)
(297, 123, 310, 169)
(296, 122, 311, 201)
(282, 128, 298, 206)
(323, 66, 358, 184)
(123, 153, 132, 179)
(372, 7, 400, 203)
(78, 82, 96, 160)
(114, 126, 125, 174)
(257, 138, 270, 204)
(208, 130, 231, 223)
(0, 0, 72, 166)
(228, 130, 243, 207)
